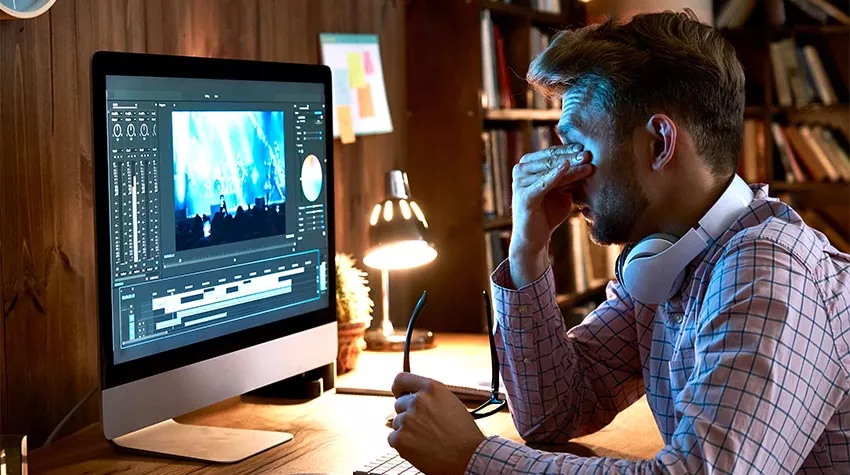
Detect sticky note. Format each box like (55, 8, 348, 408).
(357, 84, 375, 118)
(337, 105, 355, 144)
(333, 69, 352, 106)
(347, 52, 366, 88)
(364, 51, 375, 75)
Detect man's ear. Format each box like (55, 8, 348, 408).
(644, 114, 677, 171)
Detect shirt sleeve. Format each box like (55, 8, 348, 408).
(470, 236, 846, 474)
(489, 258, 644, 446)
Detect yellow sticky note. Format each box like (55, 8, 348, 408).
(357, 84, 375, 118)
(347, 52, 366, 88)
(337, 105, 355, 144)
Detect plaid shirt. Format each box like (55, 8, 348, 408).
(469, 185, 850, 474)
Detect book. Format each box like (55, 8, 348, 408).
(771, 122, 807, 182)
(770, 42, 794, 107)
(766, 0, 786, 26)
(815, 126, 850, 180)
(802, 46, 838, 106)
(480, 10, 497, 109)
(784, 125, 829, 180)
(482, 132, 496, 217)
(778, 38, 814, 107)
(800, 125, 840, 181)
(493, 24, 514, 109)
(807, 0, 850, 25)
(568, 217, 588, 293)
(741, 119, 760, 181)
(789, 0, 830, 23)
(336, 336, 506, 402)
(820, 127, 850, 178)
(719, 0, 757, 28)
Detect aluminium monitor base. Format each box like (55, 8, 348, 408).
(112, 418, 292, 463)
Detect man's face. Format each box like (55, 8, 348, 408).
(556, 89, 649, 245)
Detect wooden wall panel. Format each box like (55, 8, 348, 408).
(0, 0, 406, 446)
(405, 0, 487, 333)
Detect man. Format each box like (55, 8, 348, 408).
(388, 10, 850, 474)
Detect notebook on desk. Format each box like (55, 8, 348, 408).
(335, 334, 504, 402)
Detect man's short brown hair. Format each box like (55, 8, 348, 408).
(528, 10, 745, 176)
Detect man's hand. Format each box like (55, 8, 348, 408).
(389, 373, 486, 475)
(509, 143, 594, 287)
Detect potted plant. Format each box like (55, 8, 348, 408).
(335, 254, 374, 374)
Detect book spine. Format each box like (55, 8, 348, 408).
(482, 132, 496, 217)
(779, 38, 813, 107)
(802, 46, 837, 106)
(480, 10, 497, 109)
(815, 126, 850, 180)
(800, 125, 840, 181)
(784, 125, 825, 180)
(770, 42, 793, 107)
(770, 122, 797, 182)
(788, 0, 830, 22)
(766, 0, 786, 26)
(493, 25, 514, 109)
(807, 0, 850, 24)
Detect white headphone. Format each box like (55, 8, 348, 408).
(615, 174, 754, 305)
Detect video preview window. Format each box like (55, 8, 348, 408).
(173, 111, 286, 252)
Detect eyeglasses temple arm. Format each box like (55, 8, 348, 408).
(483, 291, 501, 397)
(403, 290, 428, 373)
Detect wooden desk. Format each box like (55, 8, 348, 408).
(30, 334, 663, 474)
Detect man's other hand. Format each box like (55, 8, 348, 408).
(389, 372, 486, 475)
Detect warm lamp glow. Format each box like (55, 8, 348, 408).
(363, 240, 437, 270)
(409, 201, 428, 228)
(399, 199, 412, 219)
(382, 201, 394, 221)
(370, 204, 382, 225)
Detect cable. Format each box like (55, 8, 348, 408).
(44, 385, 98, 446)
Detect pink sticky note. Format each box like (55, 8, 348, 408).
(364, 51, 375, 75)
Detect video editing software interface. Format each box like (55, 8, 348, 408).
(105, 75, 330, 364)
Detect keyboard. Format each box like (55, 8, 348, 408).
(354, 451, 422, 475)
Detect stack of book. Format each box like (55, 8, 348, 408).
(769, 39, 839, 107)
(716, 0, 850, 29)
(771, 122, 850, 182)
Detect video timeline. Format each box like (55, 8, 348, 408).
(119, 250, 322, 348)
(172, 111, 286, 252)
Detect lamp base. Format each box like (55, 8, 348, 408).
(364, 328, 435, 352)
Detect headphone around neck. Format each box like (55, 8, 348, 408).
(614, 174, 754, 305)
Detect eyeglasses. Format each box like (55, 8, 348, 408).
(402, 290, 507, 419)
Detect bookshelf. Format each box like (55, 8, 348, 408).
(404, 1, 850, 332)
(715, 0, 850, 243)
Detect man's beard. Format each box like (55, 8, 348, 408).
(577, 142, 649, 246)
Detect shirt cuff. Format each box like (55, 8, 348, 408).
(490, 258, 559, 332)
(465, 436, 528, 474)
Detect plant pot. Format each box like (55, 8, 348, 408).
(337, 320, 370, 375)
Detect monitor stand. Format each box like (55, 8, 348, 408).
(112, 419, 292, 463)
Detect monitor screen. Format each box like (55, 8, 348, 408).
(104, 75, 330, 364)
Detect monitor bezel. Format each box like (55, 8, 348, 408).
(92, 51, 336, 390)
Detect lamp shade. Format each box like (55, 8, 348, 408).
(363, 170, 437, 270)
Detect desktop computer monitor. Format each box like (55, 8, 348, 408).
(91, 52, 336, 462)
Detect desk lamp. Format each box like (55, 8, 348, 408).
(363, 170, 437, 351)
